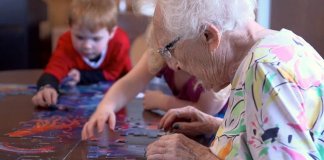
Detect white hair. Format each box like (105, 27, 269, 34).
(156, 0, 257, 39)
(132, 0, 156, 16)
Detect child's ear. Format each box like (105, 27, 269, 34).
(204, 23, 221, 53)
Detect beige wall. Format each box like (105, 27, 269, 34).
(44, 0, 72, 27)
(271, 0, 324, 56)
(44, 0, 131, 28)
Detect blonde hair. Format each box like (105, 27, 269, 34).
(69, 0, 117, 32)
(147, 48, 165, 74)
(143, 22, 166, 74)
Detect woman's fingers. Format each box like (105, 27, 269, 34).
(171, 122, 206, 137)
(159, 106, 197, 131)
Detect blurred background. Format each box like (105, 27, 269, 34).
(0, 0, 323, 71)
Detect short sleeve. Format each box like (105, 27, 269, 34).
(244, 62, 323, 159)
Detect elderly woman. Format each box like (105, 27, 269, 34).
(144, 0, 324, 159)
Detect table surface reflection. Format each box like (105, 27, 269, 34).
(0, 70, 165, 160)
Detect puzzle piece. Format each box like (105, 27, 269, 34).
(115, 138, 127, 143)
(87, 152, 99, 159)
(87, 143, 145, 159)
(17, 155, 41, 160)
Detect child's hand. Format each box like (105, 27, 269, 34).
(66, 69, 80, 86)
(82, 104, 116, 140)
(32, 86, 58, 107)
(143, 90, 168, 111)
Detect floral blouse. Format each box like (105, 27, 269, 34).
(210, 29, 324, 160)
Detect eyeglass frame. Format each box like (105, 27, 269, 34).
(156, 36, 181, 59)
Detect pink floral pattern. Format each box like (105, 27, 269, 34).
(210, 29, 324, 160)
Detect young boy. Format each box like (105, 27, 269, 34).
(32, 0, 131, 107)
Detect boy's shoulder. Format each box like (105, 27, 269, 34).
(111, 27, 130, 45)
(57, 31, 73, 46)
(114, 27, 127, 36)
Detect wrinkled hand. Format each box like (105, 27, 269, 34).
(82, 104, 116, 140)
(65, 69, 80, 86)
(143, 90, 168, 111)
(159, 106, 221, 137)
(146, 133, 218, 160)
(32, 87, 58, 107)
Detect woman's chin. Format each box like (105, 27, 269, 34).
(212, 86, 222, 92)
(212, 83, 230, 92)
(208, 84, 223, 92)
(202, 83, 214, 91)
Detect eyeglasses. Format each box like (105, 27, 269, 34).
(157, 37, 181, 59)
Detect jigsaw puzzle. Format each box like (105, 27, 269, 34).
(0, 82, 163, 159)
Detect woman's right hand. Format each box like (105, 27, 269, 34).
(81, 104, 116, 140)
(159, 106, 222, 137)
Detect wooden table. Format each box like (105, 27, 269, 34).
(0, 70, 164, 160)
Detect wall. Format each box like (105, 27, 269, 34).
(45, 0, 72, 28)
(0, 0, 47, 70)
(271, 0, 324, 57)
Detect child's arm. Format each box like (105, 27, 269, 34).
(32, 33, 75, 106)
(78, 70, 106, 84)
(36, 73, 60, 91)
(82, 51, 156, 140)
(32, 73, 60, 107)
(99, 51, 155, 112)
(143, 87, 230, 115)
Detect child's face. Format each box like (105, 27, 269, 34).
(71, 24, 110, 59)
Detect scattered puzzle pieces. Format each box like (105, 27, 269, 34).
(87, 144, 146, 159)
(86, 117, 165, 159)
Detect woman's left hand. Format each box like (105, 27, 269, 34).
(146, 133, 219, 160)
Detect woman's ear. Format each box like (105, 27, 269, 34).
(204, 23, 221, 52)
